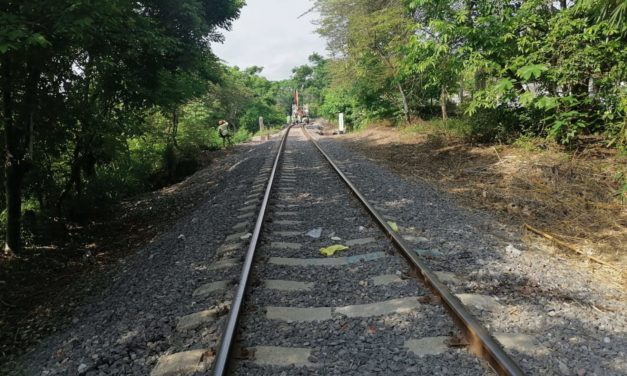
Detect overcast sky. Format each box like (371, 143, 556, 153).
(212, 0, 327, 81)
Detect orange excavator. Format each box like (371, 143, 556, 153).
(291, 90, 309, 124)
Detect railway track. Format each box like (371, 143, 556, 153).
(151, 125, 525, 376)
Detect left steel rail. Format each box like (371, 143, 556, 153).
(212, 125, 293, 376)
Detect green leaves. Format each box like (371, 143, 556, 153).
(519, 91, 536, 106)
(0, 33, 49, 54)
(494, 78, 514, 93)
(516, 64, 548, 81)
(535, 96, 558, 110)
(318, 0, 625, 145)
(0, 0, 248, 251)
(27, 33, 50, 47)
(0, 12, 48, 53)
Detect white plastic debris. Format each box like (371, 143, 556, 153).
(505, 244, 522, 257)
(306, 228, 322, 239)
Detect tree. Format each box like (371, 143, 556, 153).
(289, 53, 330, 116)
(311, 0, 625, 145)
(315, 0, 414, 123)
(0, 0, 243, 252)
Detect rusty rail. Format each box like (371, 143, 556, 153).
(302, 125, 525, 376)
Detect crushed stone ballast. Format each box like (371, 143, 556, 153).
(159, 124, 524, 376)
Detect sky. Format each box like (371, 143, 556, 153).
(212, 0, 327, 81)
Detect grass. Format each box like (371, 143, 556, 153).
(253, 125, 282, 138)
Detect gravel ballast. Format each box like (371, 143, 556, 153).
(233, 128, 491, 375)
(7, 122, 623, 376)
(5, 135, 283, 376)
(315, 128, 627, 376)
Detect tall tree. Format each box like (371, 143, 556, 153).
(0, 0, 243, 252)
(315, 0, 414, 122)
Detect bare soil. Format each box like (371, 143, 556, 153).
(338, 124, 626, 279)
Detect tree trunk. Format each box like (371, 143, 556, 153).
(25, 64, 39, 160)
(459, 80, 465, 106)
(588, 77, 595, 97)
(171, 108, 179, 147)
(440, 86, 448, 122)
(466, 0, 476, 27)
(56, 142, 82, 216)
(396, 82, 410, 123)
(376, 48, 410, 123)
(2, 55, 23, 253)
(28, 111, 34, 157)
(5, 161, 22, 253)
(474, 69, 486, 91)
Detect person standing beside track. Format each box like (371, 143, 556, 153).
(217, 119, 233, 147)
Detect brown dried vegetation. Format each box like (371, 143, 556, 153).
(341, 125, 627, 270)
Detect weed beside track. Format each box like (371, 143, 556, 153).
(340, 125, 626, 275)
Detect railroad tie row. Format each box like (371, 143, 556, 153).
(150, 158, 277, 376)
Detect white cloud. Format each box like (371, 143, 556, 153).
(212, 0, 327, 81)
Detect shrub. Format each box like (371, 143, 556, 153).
(463, 106, 521, 143)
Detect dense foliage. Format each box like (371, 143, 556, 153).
(312, 0, 626, 145)
(0, 0, 294, 253)
(2, 0, 625, 253)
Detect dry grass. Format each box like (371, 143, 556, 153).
(340, 124, 627, 272)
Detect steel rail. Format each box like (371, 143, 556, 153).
(302, 125, 525, 376)
(212, 125, 293, 376)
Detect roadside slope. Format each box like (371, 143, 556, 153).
(0, 136, 279, 374)
(338, 125, 626, 273)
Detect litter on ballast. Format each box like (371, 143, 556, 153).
(387, 221, 399, 232)
(415, 249, 444, 258)
(320, 245, 349, 256)
(306, 228, 322, 238)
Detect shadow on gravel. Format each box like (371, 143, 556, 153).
(312, 134, 625, 374)
(0, 144, 253, 368)
(489, 274, 627, 374)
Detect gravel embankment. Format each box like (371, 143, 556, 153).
(234, 128, 491, 375)
(5, 136, 282, 376)
(315, 130, 626, 376)
(9, 123, 624, 376)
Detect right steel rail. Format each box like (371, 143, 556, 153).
(302, 126, 525, 376)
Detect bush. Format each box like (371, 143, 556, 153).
(231, 128, 252, 144)
(238, 103, 285, 134)
(462, 106, 522, 143)
(156, 143, 200, 186)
